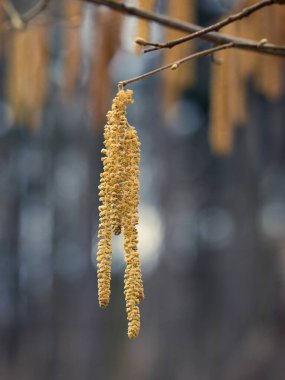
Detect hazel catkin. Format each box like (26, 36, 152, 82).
(122, 126, 144, 338)
(97, 124, 113, 308)
(97, 88, 144, 339)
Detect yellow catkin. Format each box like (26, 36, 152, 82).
(136, 0, 156, 53)
(252, 4, 283, 101)
(209, 47, 236, 155)
(0, 1, 3, 51)
(123, 125, 144, 339)
(162, 0, 196, 109)
(97, 89, 144, 338)
(97, 124, 113, 308)
(61, 0, 82, 100)
(210, 22, 247, 147)
(210, 0, 285, 155)
(97, 88, 129, 306)
(89, 11, 122, 128)
(6, 24, 49, 130)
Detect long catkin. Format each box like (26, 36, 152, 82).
(123, 125, 144, 339)
(97, 123, 113, 308)
(97, 89, 144, 338)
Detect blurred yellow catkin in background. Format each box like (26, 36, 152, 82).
(209, 0, 285, 155)
(162, 0, 196, 109)
(6, 23, 49, 130)
(89, 9, 122, 127)
(2, 0, 285, 154)
(61, 0, 83, 100)
(137, 0, 156, 42)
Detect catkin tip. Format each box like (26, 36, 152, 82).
(99, 299, 109, 309)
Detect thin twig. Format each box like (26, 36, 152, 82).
(84, 0, 285, 58)
(2, 0, 25, 29)
(1, 0, 50, 30)
(143, 0, 283, 53)
(118, 43, 233, 87)
(21, 0, 50, 23)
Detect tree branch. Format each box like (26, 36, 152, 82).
(84, 0, 285, 58)
(118, 43, 233, 88)
(143, 0, 283, 53)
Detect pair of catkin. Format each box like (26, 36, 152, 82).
(97, 89, 144, 339)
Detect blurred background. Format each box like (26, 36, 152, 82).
(1, 0, 285, 379)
